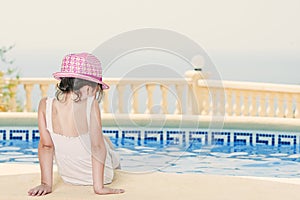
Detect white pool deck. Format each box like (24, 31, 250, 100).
(1, 163, 300, 200)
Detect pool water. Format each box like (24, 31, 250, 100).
(1, 138, 300, 178)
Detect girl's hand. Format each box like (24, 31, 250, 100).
(28, 183, 52, 196)
(94, 187, 125, 195)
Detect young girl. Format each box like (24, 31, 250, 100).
(28, 53, 125, 196)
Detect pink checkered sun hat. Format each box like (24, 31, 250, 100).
(53, 53, 109, 89)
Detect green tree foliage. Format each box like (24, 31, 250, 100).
(0, 45, 20, 111)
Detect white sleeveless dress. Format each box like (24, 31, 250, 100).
(45, 97, 120, 185)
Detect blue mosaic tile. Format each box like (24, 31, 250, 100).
(103, 130, 119, 138)
(212, 132, 230, 146)
(189, 131, 208, 145)
(122, 130, 141, 140)
(278, 134, 297, 146)
(0, 130, 6, 140)
(234, 132, 253, 146)
(166, 131, 186, 144)
(256, 133, 275, 146)
(32, 130, 40, 141)
(144, 130, 163, 141)
(9, 130, 29, 140)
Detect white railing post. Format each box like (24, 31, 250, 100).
(130, 84, 139, 114)
(24, 84, 34, 112)
(160, 85, 168, 114)
(174, 84, 184, 114)
(249, 92, 257, 116)
(184, 70, 203, 115)
(241, 91, 250, 116)
(258, 92, 267, 117)
(225, 89, 233, 116)
(266, 93, 276, 117)
(276, 94, 285, 117)
(39, 84, 49, 98)
(285, 94, 294, 118)
(145, 84, 155, 114)
(295, 94, 300, 118)
(233, 90, 241, 116)
(186, 82, 194, 115)
(116, 85, 125, 113)
(218, 88, 226, 116)
(201, 86, 210, 115)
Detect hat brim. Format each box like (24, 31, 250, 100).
(53, 72, 110, 90)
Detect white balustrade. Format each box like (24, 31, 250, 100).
(1, 74, 300, 120)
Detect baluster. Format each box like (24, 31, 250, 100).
(218, 88, 226, 116)
(209, 88, 218, 115)
(295, 94, 300, 118)
(241, 90, 249, 116)
(8, 80, 18, 111)
(145, 84, 155, 114)
(131, 84, 139, 114)
(249, 92, 257, 117)
(225, 89, 233, 116)
(276, 93, 285, 117)
(233, 90, 241, 116)
(39, 84, 49, 98)
(266, 92, 276, 117)
(285, 94, 293, 118)
(102, 89, 109, 113)
(160, 85, 168, 114)
(116, 85, 125, 113)
(186, 82, 194, 115)
(201, 87, 209, 115)
(174, 84, 184, 114)
(225, 88, 232, 116)
(258, 92, 266, 117)
(24, 84, 34, 112)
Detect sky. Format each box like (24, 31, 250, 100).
(0, 0, 299, 84)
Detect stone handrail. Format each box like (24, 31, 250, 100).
(192, 80, 300, 118)
(1, 72, 300, 119)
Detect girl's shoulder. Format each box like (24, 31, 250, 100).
(38, 97, 48, 108)
(38, 97, 53, 113)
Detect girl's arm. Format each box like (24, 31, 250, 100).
(28, 98, 54, 196)
(90, 99, 124, 195)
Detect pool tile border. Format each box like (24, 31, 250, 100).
(0, 127, 299, 147)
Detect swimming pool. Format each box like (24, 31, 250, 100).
(1, 127, 300, 178)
